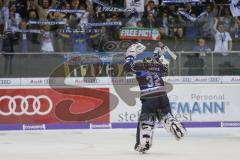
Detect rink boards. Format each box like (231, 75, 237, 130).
(0, 76, 240, 130)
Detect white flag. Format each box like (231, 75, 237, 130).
(126, 0, 144, 12)
(230, 0, 240, 17)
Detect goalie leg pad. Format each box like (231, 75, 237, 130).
(161, 113, 187, 140)
(135, 121, 155, 152)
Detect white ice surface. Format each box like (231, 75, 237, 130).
(0, 128, 240, 160)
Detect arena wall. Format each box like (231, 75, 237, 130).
(0, 76, 240, 130)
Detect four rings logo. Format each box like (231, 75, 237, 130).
(0, 95, 53, 116)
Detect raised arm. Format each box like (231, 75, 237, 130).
(34, 0, 57, 9)
(33, 0, 41, 9)
(50, 0, 57, 8)
(124, 43, 146, 73)
(213, 17, 218, 33)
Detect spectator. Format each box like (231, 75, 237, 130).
(136, 21, 144, 28)
(17, 20, 29, 52)
(213, 18, 232, 55)
(15, 0, 28, 19)
(174, 27, 185, 51)
(28, 9, 39, 22)
(0, 0, 6, 34)
(126, 12, 141, 27)
(68, 0, 90, 30)
(184, 12, 200, 41)
(27, 0, 37, 11)
(219, 6, 233, 32)
(2, 30, 14, 52)
(161, 12, 169, 36)
(70, 0, 80, 9)
(78, 1, 90, 27)
(95, 12, 107, 23)
(27, 9, 41, 52)
(63, 2, 71, 10)
(55, 29, 72, 52)
(91, 26, 109, 51)
(168, 15, 176, 38)
(2, 30, 14, 74)
(108, 13, 121, 40)
(111, 0, 124, 8)
(71, 30, 88, 52)
(143, 12, 157, 28)
(199, 4, 218, 38)
(184, 2, 194, 15)
(166, 4, 178, 18)
(41, 25, 54, 52)
(144, 0, 158, 17)
(176, 14, 185, 28)
(230, 17, 240, 50)
(230, 17, 240, 40)
(54, 5, 72, 52)
(7, 3, 22, 31)
(192, 38, 211, 52)
(33, 0, 56, 20)
(0, 0, 4, 51)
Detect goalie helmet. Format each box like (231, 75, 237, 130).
(143, 57, 153, 63)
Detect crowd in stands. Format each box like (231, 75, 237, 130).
(0, 0, 239, 53)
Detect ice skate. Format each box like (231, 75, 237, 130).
(161, 113, 187, 140)
(135, 123, 154, 153)
(134, 143, 147, 153)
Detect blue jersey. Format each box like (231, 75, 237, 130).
(124, 56, 168, 98)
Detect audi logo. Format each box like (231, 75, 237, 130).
(0, 95, 53, 116)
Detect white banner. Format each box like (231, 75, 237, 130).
(126, 0, 144, 12)
(48, 9, 85, 14)
(92, 0, 135, 13)
(84, 22, 122, 27)
(12, 29, 41, 34)
(163, 0, 200, 3)
(110, 84, 240, 123)
(20, 78, 65, 86)
(1, 76, 240, 87)
(230, 0, 240, 17)
(0, 79, 21, 86)
(28, 20, 66, 25)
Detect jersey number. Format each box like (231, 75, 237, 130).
(146, 74, 161, 88)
